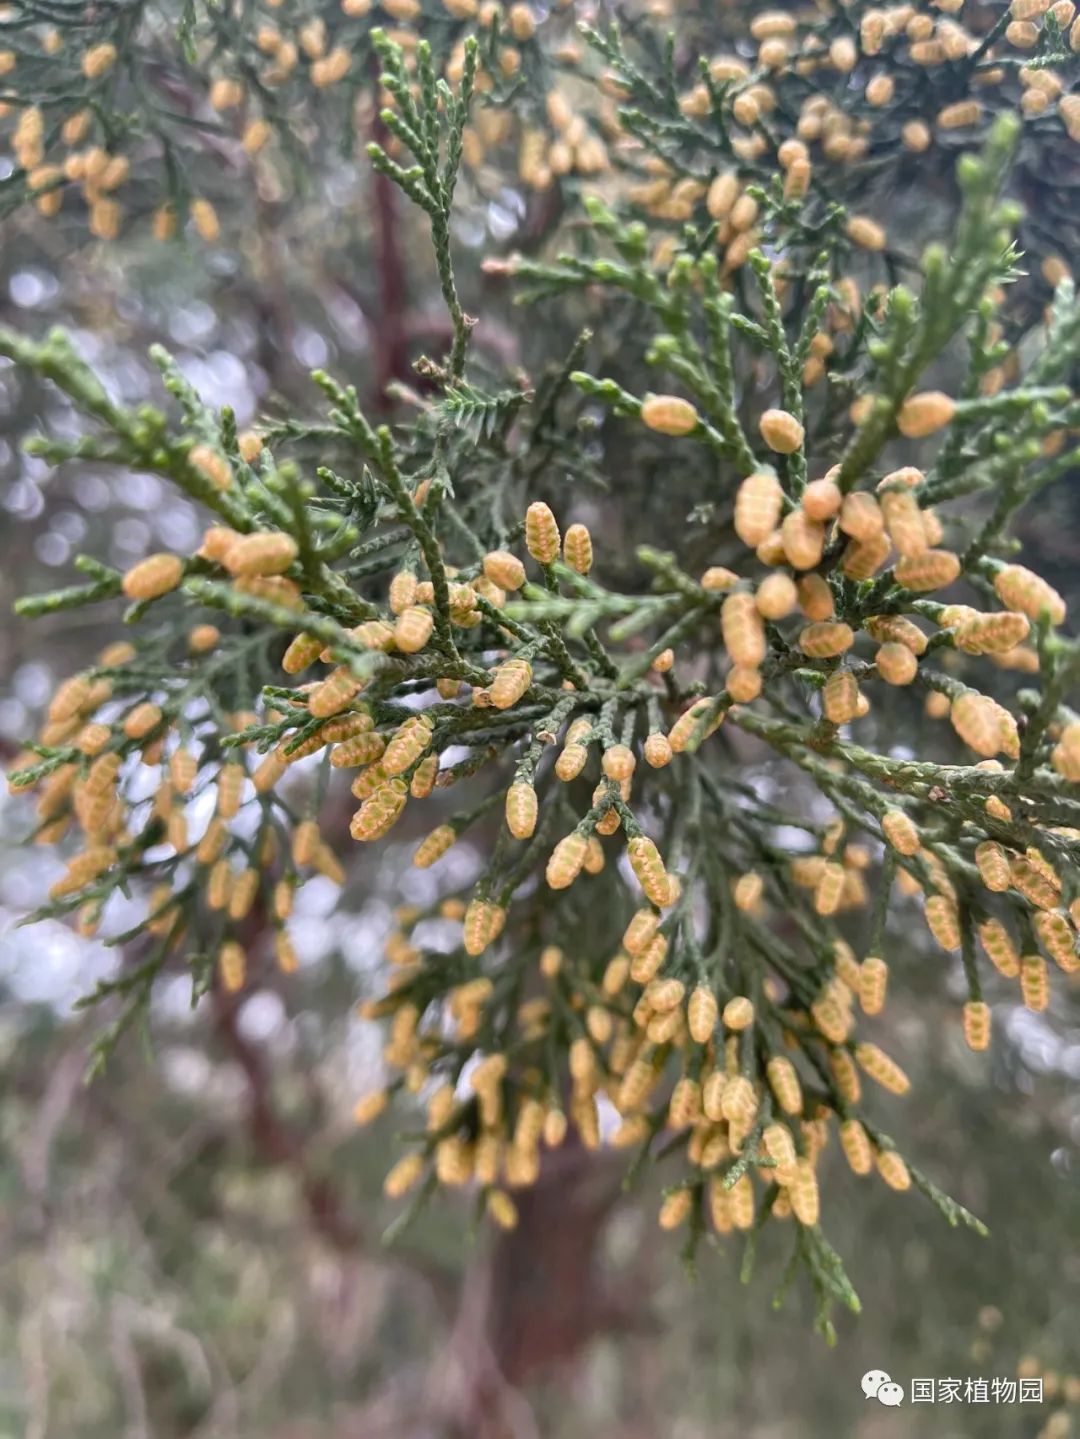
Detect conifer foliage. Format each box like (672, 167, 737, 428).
(4, 0, 1080, 1335)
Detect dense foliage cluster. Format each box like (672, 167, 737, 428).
(4, 0, 1080, 1335)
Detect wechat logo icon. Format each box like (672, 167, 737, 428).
(862, 1370, 905, 1407)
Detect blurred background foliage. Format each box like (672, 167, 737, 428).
(0, 0, 1079, 1435)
